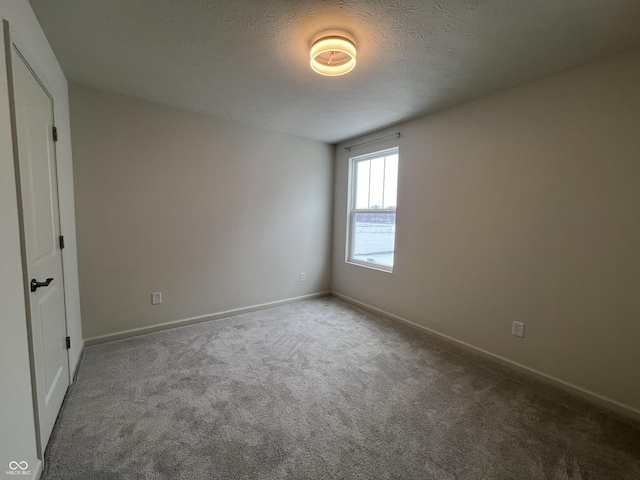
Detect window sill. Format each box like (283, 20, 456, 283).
(346, 259, 393, 274)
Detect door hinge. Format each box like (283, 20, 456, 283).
(65, 336, 71, 350)
(52, 126, 58, 142)
(59, 235, 65, 249)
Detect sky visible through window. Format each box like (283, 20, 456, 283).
(355, 153, 398, 210)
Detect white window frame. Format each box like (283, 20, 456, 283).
(346, 146, 399, 273)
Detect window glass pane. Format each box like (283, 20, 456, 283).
(369, 156, 384, 209)
(355, 160, 370, 209)
(383, 154, 398, 210)
(352, 212, 396, 268)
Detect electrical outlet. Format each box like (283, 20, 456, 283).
(512, 321, 525, 338)
(151, 292, 162, 305)
(300, 273, 305, 282)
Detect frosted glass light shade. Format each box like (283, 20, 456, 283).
(310, 36, 356, 76)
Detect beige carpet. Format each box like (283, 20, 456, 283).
(43, 297, 640, 479)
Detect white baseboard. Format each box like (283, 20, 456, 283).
(332, 291, 640, 424)
(84, 292, 331, 346)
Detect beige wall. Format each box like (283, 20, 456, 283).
(332, 49, 640, 418)
(70, 85, 334, 341)
(1, 1, 82, 474)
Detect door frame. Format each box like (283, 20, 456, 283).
(3, 19, 71, 459)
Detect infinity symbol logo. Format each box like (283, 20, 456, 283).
(8, 461, 28, 471)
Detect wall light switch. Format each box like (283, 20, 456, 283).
(300, 273, 305, 282)
(151, 292, 162, 305)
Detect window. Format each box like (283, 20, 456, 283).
(347, 147, 399, 272)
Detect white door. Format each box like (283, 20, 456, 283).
(11, 44, 70, 452)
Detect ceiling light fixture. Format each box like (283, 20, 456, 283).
(310, 36, 356, 77)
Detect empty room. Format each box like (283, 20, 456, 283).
(1, 1, 640, 479)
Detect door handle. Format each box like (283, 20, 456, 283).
(30, 277, 53, 292)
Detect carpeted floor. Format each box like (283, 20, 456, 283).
(43, 297, 640, 479)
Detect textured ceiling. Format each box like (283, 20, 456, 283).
(29, 0, 640, 143)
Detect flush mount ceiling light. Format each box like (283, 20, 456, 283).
(310, 36, 356, 76)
